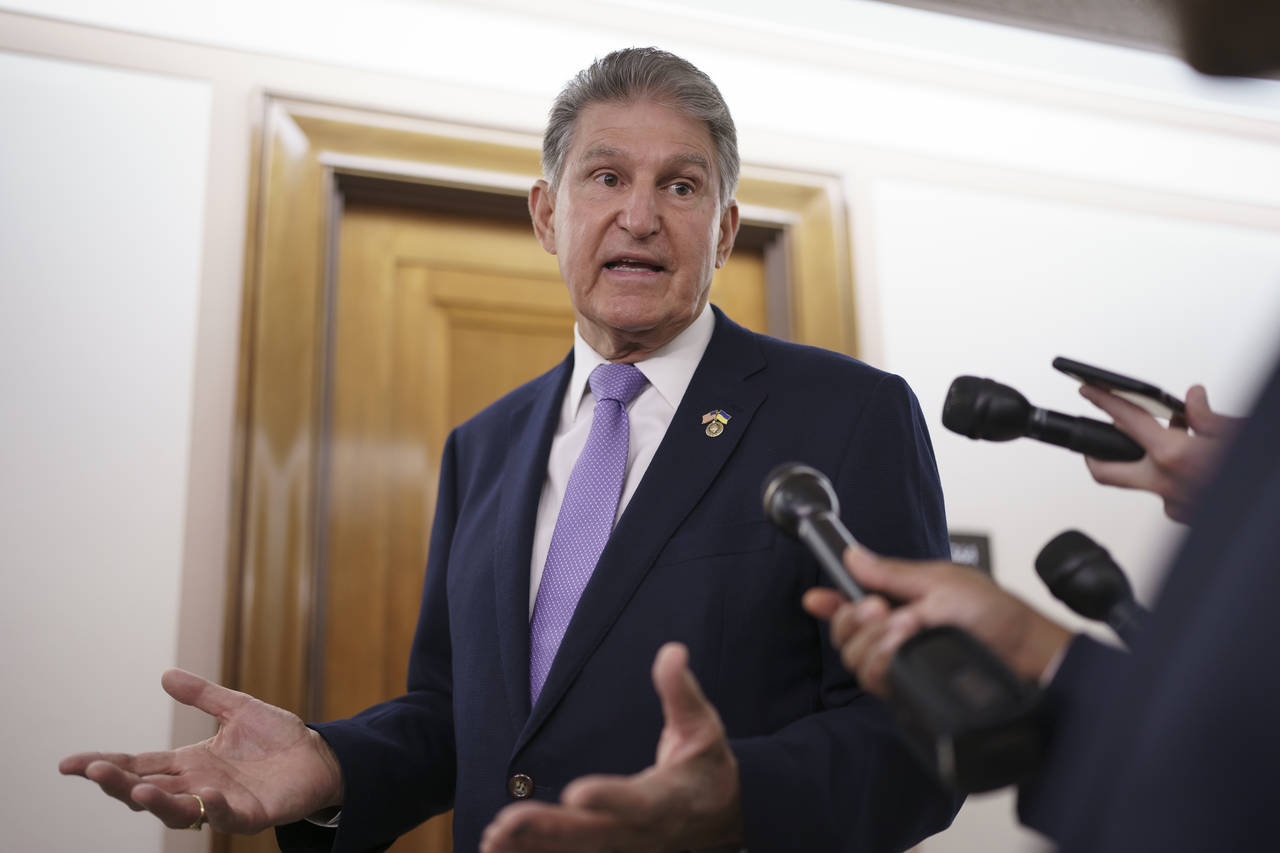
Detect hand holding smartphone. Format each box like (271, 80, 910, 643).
(1052, 356, 1187, 427)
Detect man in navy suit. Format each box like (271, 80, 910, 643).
(63, 48, 957, 851)
(806, 7, 1280, 850)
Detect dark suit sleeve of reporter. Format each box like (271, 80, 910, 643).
(276, 433, 461, 853)
(1015, 634, 1128, 842)
(733, 373, 960, 852)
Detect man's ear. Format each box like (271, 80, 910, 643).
(529, 179, 558, 255)
(714, 200, 740, 269)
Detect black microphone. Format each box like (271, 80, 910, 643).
(1036, 530, 1148, 647)
(943, 376, 1144, 461)
(763, 462, 1044, 793)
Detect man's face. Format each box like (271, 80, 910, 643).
(530, 99, 739, 361)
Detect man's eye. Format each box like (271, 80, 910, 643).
(669, 182, 694, 197)
(596, 173, 619, 187)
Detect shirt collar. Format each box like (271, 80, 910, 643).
(567, 302, 715, 414)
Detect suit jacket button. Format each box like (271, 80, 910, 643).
(508, 773, 534, 799)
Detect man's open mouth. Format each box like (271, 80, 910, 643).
(604, 258, 664, 272)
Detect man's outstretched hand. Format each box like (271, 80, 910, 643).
(60, 669, 344, 833)
(480, 642, 743, 853)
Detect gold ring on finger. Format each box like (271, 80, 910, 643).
(185, 793, 206, 831)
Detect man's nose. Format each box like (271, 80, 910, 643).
(616, 186, 660, 238)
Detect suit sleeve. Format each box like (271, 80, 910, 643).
(1016, 634, 1128, 841)
(732, 373, 962, 852)
(276, 433, 462, 853)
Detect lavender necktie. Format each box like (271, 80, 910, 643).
(529, 362, 649, 704)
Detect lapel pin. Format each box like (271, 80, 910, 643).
(701, 409, 730, 437)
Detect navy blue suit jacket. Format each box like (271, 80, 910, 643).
(1019, 355, 1280, 850)
(279, 308, 958, 852)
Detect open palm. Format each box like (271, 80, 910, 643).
(60, 669, 343, 832)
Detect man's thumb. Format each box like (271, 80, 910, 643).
(652, 643, 713, 734)
(1186, 384, 1236, 438)
(161, 668, 248, 720)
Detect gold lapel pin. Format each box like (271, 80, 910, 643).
(701, 409, 730, 437)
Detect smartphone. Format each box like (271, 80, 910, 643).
(1053, 356, 1187, 425)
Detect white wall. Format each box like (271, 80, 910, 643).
(0, 50, 210, 853)
(876, 177, 1280, 598)
(1, 2, 1279, 852)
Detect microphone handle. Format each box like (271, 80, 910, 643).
(796, 511, 866, 601)
(1029, 409, 1145, 461)
(1105, 598, 1150, 647)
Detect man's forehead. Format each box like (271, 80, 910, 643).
(567, 100, 715, 166)
(577, 143, 711, 173)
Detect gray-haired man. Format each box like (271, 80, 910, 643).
(62, 48, 958, 852)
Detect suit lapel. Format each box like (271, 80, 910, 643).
(515, 310, 768, 751)
(493, 354, 573, 731)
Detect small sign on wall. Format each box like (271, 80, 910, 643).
(949, 532, 992, 575)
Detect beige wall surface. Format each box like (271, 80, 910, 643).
(0, 48, 210, 853)
(2, 3, 1279, 852)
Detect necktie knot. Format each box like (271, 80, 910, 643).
(589, 362, 648, 406)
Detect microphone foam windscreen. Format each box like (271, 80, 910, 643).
(1035, 529, 1097, 586)
(942, 376, 984, 437)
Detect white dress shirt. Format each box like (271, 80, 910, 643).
(527, 304, 715, 615)
(309, 305, 715, 829)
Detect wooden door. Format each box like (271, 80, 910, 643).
(312, 200, 767, 852)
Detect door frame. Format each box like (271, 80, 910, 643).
(224, 94, 860, 725)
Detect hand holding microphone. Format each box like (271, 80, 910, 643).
(767, 463, 1052, 792)
(943, 376, 1144, 461)
(942, 362, 1241, 520)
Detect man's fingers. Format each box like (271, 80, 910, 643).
(64, 751, 170, 776)
(828, 597, 891, 648)
(561, 773, 654, 814)
(865, 610, 923, 692)
(1185, 384, 1212, 425)
(135, 772, 197, 796)
(131, 784, 237, 832)
(130, 784, 208, 830)
(1079, 385, 1168, 447)
(481, 801, 621, 853)
(161, 668, 249, 721)
(801, 587, 845, 621)
(842, 543, 943, 602)
(838, 606, 921, 692)
(61, 752, 117, 776)
(80, 760, 147, 810)
(1186, 384, 1238, 438)
(650, 643, 713, 735)
(1084, 456, 1149, 490)
(1085, 456, 1183, 501)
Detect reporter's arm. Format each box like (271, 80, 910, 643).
(803, 545, 1129, 845)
